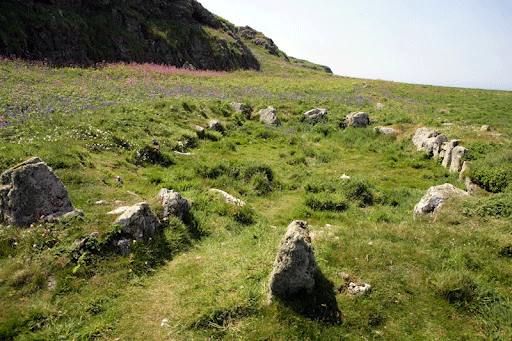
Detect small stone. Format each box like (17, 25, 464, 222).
(107, 206, 131, 215)
(95, 200, 110, 205)
(347, 282, 372, 296)
(340, 174, 350, 179)
(481, 125, 490, 132)
(208, 120, 223, 132)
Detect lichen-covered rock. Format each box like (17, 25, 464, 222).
(113, 202, 160, 240)
(345, 112, 370, 128)
(413, 183, 468, 215)
(269, 220, 317, 299)
(0, 157, 81, 226)
(303, 108, 328, 122)
(259, 106, 279, 126)
(412, 127, 448, 157)
(374, 126, 400, 135)
(156, 188, 190, 220)
(209, 189, 245, 206)
(440, 140, 459, 168)
(208, 120, 223, 132)
(449, 146, 468, 173)
(347, 282, 372, 296)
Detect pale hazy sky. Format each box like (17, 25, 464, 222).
(199, 0, 512, 91)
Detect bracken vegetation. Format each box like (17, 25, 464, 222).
(1, 51, 512, 340)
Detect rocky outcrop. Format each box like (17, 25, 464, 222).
(0, 157, 82, 226)
(269, 220, 317, 299)
(0, 0, 260, 71)
(113, 202, 160, 240)
(259, 106, 279, 126)
(412, 127, 448, 157)
(156, 188, 190, 220)
(345, 112, 370, 128)
(413, 183, 468, 215)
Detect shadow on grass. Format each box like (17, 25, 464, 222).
(275, 269, 342, 325)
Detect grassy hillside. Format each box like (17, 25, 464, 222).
(1, 55, 512, 340)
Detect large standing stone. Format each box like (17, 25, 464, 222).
(449, 146, 468, 173)
(413, 183, 468, 215)
(269, 220, 317, 299)
(303, 108, 328, 122)
(259, 106, 279, 126)
(113, 202, 160, 240)
(0, 157, 82, 226)
(412, 127, 448, 157)
(345, 112, 370, 127)
(156, 188, 190, 220)
(441, 140, 459, 168)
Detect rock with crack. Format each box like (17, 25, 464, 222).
(412, 127, 448, 157)
(269, 220, 317, 299)
(0, 157, 83, 226)
(413, 183, 468, 215)
(113, 202, 160, 240)
(259, 106, 279, 126)
(209, 189, 245, 206)
(156, 188, 190, 220)
(449, 146, 468, 173)
(303, 108, 328, 122)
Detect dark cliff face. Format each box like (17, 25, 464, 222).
(0, 0, 260, 70)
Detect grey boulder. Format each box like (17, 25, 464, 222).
(156, 188, 190, 220)
(0, 157, 82, 226)
(303, 108, 328, 122)
(345, 112, 370, 128)
(413, 183, 468, 215)
(113, 202, 160, 240)
(412, 127, 448, 157)
(269, 220, 317, 299)
(259, 106, 279, 126)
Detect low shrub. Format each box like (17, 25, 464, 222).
(305, 193, 348, 212)
(129, 145, 174, 167)
(462, 193, 512, 218)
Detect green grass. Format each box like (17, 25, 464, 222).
(1, 55, 512, 340)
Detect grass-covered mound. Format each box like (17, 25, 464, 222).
(1, 56, 512, 340)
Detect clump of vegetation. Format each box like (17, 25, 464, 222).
(468, 150, 512, 193)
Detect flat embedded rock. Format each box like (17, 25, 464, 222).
(413, 183, 468, 215)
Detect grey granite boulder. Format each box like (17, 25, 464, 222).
(449, 146, 468, 173)
(259, 106, 279, 126)
(345, 112, 370, 128)
(413, 183, 468, 215)
(156, 188, 190, 220)
(269, 220, 317, 299)
(440, 140, 459, 168)
(303, 108, 328, 122)
(0, 157, 82, 226)
(113, 202, 160, 240)
(412, 127, 448, 157)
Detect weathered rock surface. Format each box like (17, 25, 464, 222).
(113, 202, 160, 240)
(413, 183, 468, 215)
(449, 146, 468, 173)
(259, 106, 279, 126)
(230, 103, 251, 118)
(0, 157, 82, 226)
(303, 108, 328, 122)
(156, 188, 190, 220)
(209, 189, 245, 206)
(412, 127, 448, 156)
(440, 140, 459, 168)
(208, 120, 223, 132)
(347, 282, 372, 296)
(269, 220, 317, 299)
(345, 112, 370, 128)
(374, 126, 400, 135)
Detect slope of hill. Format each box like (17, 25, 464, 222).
(0, 0, 331, 73)
(1, 55, 512, 340)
